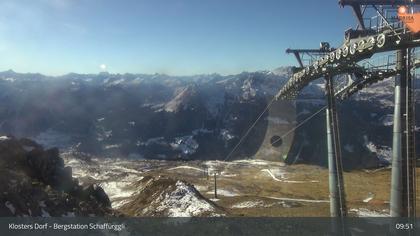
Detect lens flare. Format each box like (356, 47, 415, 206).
(398, 6, 407, 14)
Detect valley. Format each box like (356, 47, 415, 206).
(63, 154, 420, 217)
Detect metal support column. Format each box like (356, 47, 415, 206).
(325, 75, 347, 218)
(391, 49, 403, 217)
(405, 48, 416, 218)
(390, 48, 416, 217)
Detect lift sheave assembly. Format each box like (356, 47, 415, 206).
(276, 0, 419, 221)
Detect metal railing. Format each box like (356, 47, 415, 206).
(359, 53, 396, 71)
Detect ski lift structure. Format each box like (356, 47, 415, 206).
(275, 0, 420, 226)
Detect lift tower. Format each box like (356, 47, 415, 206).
(277, 1, 420, 226)
(340, 0, 417, 218)
(285, 45, 347, 219)
(391, 47, 416, 217)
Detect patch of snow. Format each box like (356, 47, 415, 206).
(107, 78, 125, 86)
(261, 169, 286, 182)
(380, 114, 393, 126)
(156, 181, 215, 217)
(265, 196, 329, 203)
(104, 144, 122, 149)
(206, 189, 239, 197)
(96, 128, 113, 142)
(65, 159, 81, 165)
(170, 136, 199, 155)
(261, 169, 318, 183)
(5, 201, 15, 214)
(349, 208, 389, 217)
(261, 169, 317, 183)
(241, 79, 257, 100)
(63, 157, 146, 208)
(104, 130, 112, 138)
(365, 141, 392, 164)
(231, 201, 265, 209)
(168, 166, 204, 172)
(101, 181, 133, 199)
(220, 171, 237, 177)
(0, 136, 10, 141)
(41, 209, 50, 217)
(164, 87, 191, 113)
(232, 159, 286, 167)
(363, 193, 375, 203)
(3, 77, 16, 82)
(100, 175, 144, 209)
(204, 160, 227, 175)
(220, 129, 235, 141)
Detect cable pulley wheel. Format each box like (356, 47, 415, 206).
(357, 40, 366, 53)
(377, 34, 386, 48)
(335, 48, 342, 60)
(329, 52, 335, 63)
(342, 46, 349, 57)
(349, 43, 357, 55)
(367, 36, 376, 50)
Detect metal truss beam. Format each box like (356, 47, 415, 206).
(277, 35, 420, 100)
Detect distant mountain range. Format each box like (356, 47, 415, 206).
(0, 69, 417, 169)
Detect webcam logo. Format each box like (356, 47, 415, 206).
(398, 6, 420, 33)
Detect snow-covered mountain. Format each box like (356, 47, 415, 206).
(0, 68, 417, 169)
(0, 69, 293, 161)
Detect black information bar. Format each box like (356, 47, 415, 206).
(0, 217, 418, 236)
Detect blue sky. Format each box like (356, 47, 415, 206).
(0, 0, 356, 75)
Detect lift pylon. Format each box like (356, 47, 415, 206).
(325, 75, 347, 218)
(390, 48, 416, 218)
